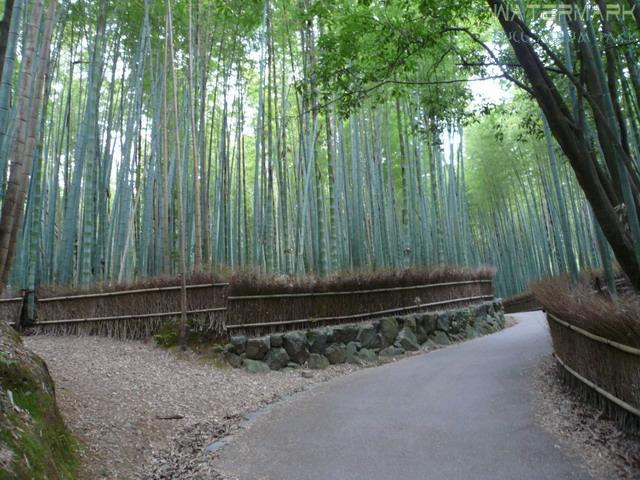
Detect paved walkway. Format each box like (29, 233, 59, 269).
(216, 312, 593, 480)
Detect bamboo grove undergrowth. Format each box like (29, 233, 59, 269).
(0, 0, 633, 298)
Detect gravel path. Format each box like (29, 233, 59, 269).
(24, 336, 358, 480)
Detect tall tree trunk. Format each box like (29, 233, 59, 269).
(0, 0, 57, 292)
(166, 0, 188, 349)
(488, 0, 640, 290)
(187, 0, 202, 271)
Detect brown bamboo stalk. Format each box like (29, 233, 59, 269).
(0, 0, 46, 289)
(166, 0, 188, 350)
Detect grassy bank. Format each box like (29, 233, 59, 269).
(0, 321, 77, 479)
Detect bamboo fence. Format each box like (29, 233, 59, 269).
(3, 277, 496, 339)
(225, 279, 494, 335)
(547, 312, 640, 433)
(3, 283, 229, 339)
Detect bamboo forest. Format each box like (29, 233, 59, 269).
(4, 1, 640, 479)
(0, 0, 638, 298)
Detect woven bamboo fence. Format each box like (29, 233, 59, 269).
(3, 283, 229, 339)
(2, 273, 496, 340)
(503, 292, 541, 313)
(547, 312, 640, 434)
(0, 297, 22, 324)
(225, 279, 494, 336)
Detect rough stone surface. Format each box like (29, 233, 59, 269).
(400, 316, 417, 332)
(376, 333, 390, 350)
(449, 312, 467, 334)
(245, 337, 270, 360)
(416, 326, 428, 344)
(436, 314, 450, 332)
(477, 303, 490, 316)
(243, 359, 270, 374)
(269, 334, 284, 348)
(420, 313, 437, 334)
(450, 333, 466, 343)
(222, 301, 505, 375)
(225, 352, 243, 368)
(325, 344, 347, 365)
(283, 331, 309, 364)
(264, 348, 289, 371)
(307, 329, 329, 354)
(355, 348, 378, 364)
(465, 324, 477, 340)
(308, 354, 330, 370)
(395, 326, 420, 351)
(229, 335, 247, 355)
(379, 317, 399, 343)
(425, 339, 438, 350)
(345, 342, 361, 364)
(430, 330, 451, 346)
(379, 345, 405, 357)
(330, 325, 358, 344)
(476, 317, 496, 335)
(356, 325, 378, 349)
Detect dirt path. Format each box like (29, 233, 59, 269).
(24, 336, 355, 479)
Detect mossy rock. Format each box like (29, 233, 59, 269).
(0, 321, 78, 479)
(379, 317, 399, 343)
(430, 330, 451, 346)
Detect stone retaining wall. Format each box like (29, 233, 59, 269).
(224, 300, 505, 373)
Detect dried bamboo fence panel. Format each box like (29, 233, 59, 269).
(0, 298, 22, 324)
(547, 312, 640, 434)
(226, 279, 494, 335)
(503, 292, 541, 313)
(37, 283, 228, 321)
(23, 283, 228, 339)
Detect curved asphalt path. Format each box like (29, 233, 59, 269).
(216, 312, 593, 480)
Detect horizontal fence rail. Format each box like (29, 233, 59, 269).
(3, 277, 496, 340)
(546, 312, 640, 431)
(3, 283, 229, 339)
(38, 283, 229, 302)
(226, 294, 493, 331)
(226, 279, 494, 334)
(33, 307, 228, 325)
(227, 280, 492, 300)
(0, 282, 230, 304)
(548, 313, 640, 356)
(553, 353, 640, 418)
